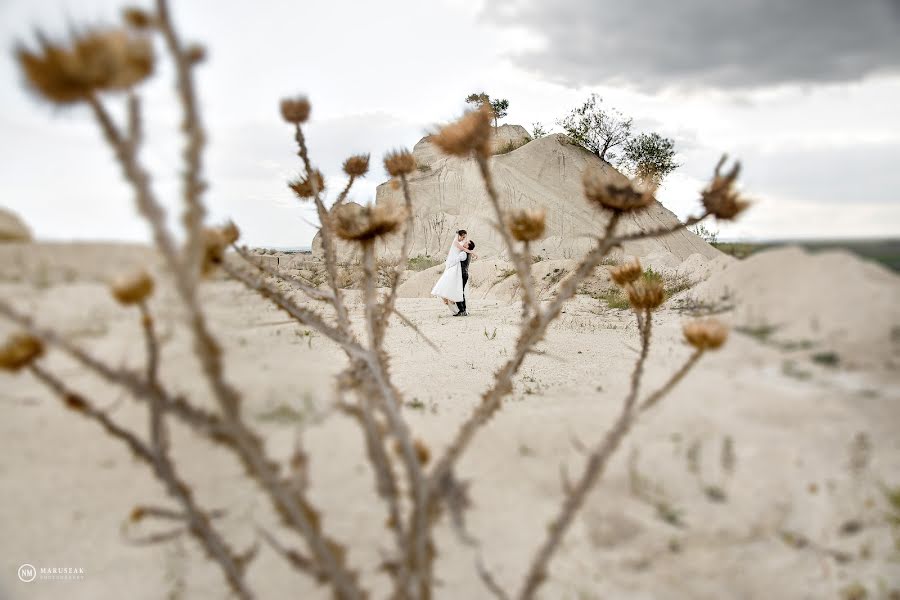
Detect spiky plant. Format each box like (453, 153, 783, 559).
(2, 3, 750, 599)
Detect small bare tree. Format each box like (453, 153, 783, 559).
(2, 4, 750, 599)
(558, 93, 633, 162)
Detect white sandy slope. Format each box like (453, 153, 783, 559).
(1, 242, 899, 599)
(315, 129, 720, 265)
(685, 246, 900, 369)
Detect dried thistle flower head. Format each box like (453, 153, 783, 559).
(583, 170, 655, 212)
(610, 260, 642, 286)
(202, 227, 230, 275)
(431, 104, 493, 159)
(184, 44, 206, 65)
(383, 149, 416, 177)
(343, 154, 370, 178)
(627, 278, 666, 310)
(221, 221, 240, 245)
(280, 96, 311, 124)
(288, 170, 325, 199)
(110, 268, 155, 305)
(683, 318, 729, 350)
(122, 7, 155, 29)
(0, 333, 44, 372)
(508, 208, 546, 242)
(414, 438, 431, 465)
(332, 201, 407, 242)
(17, 29, 154, 105)
(701, 155, 750, 220)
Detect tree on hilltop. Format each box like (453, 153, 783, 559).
(621, 132, 679, 187)
(465, 91, 509, 129)
(557, 93, 632, 163)
(559, 94, 679, 186)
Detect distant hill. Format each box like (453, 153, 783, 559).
(715, 238, 900, 272)
(314, 125, 718, 264)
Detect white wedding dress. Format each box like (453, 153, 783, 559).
(430, 241, 468, 302)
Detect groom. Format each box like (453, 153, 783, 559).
(454, 238, 475, 317)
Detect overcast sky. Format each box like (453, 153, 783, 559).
(1, 0, 898, 246)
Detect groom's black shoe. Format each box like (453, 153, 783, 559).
(454, 311, 469, 317)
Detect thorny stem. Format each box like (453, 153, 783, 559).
(427, 213, 622, 490)
(29, 364, 254, 600)
(334, 175, 356, 206)
(220, 261, 365, 358)
(517, 310, 654, 600)
(639, 348, 704, 413)
(138, 301, 167, 452)
(138, 301, 160, 387)
(475, 154, 537, 318)
(376, 173, 416, 343)
(361, 241, 431, 599)
(429, 204, 714, 492)
(87, 93, 243, 420)
(156, 0, 208, 285)
(232, 244, 334, 302)
(341, 382, 408, 589)
(293, 123, 353, 336)
(4, 303, 363, 598)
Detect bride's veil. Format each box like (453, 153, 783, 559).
(444, 237, 461, 268)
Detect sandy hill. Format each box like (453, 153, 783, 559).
(0, 207, 32, 242)
(314, 127, 719, 264)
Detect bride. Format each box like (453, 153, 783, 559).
(431, 230, 475, 306)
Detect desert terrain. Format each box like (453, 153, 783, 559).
(1, 219, 899, 599)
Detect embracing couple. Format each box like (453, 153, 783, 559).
(430, 229, 477, 316)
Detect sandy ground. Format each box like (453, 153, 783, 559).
(1, 245, 900, 599)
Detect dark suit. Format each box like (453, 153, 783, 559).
(456, 253, 470, 313)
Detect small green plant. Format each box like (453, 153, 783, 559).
(407, 255, 441, 271)
(255, 402, 306, 424)
(496, 267, 517, 280)
(483, 327, 497, 341)
(493, 137, 530, 155)
(543, 267, 567, 286)
(596, 288, 630, 309)
(689, 222, 719, 245)
(782, 360, 813, 380)
(811, 351, 840, 367)
(736, 323, 779, 342)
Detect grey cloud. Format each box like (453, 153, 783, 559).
(675, 140, 900, 207)
(483, 0, 900, 90)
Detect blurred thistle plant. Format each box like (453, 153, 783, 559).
(2, 2, 748, 599)
(583, 170, 656, 213)
(701, 155, 750, 220)
(16, 28, 154, 105)
(508, 208, 546, 242)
